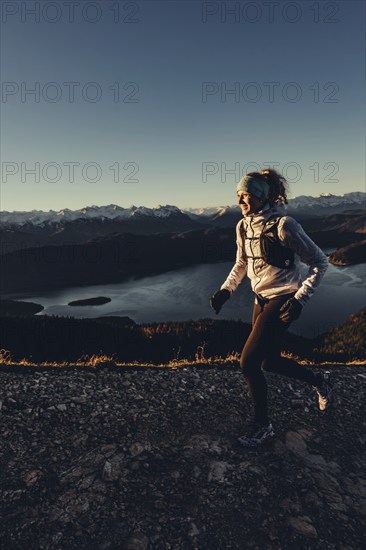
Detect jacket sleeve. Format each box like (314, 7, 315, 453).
(279, 216, 328, 306)
(220, 220, 248, 293)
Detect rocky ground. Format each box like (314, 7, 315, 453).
(0, 363, 365, 550)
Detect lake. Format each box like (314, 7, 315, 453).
(12, 257, 366, 339)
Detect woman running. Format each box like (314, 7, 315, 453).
(210, 168, 332, 448)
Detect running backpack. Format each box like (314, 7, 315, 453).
(239, 215, 295, 269)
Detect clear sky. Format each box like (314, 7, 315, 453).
(1, 0, 365, 211)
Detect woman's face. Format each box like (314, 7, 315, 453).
(237, 192, 264, 215)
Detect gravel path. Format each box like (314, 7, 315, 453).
(0, 364, 365, 549)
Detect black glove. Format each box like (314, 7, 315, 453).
(279, 297, 303, 324)
(210, 289, 230, 314)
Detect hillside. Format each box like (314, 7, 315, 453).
(0, 362, 365, 549)
(1, 210, 365, 295)
(1, 308, 365, 365)
(0, 299, 44, 316)
(314, 308, 366, 361)
(0, 208, 208, 255)
(0, 228, 235, 294)
(0, 315, 334, 365)
(1, 203, 365, 260)
(328, 240, 366, 266)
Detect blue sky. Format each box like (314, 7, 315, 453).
(1, 0, 365, 211)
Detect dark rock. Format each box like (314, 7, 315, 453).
(287, 516, 318, 538)
(125, 531, 149, 550)
(0, 363, 365, 548)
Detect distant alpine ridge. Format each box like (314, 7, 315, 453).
(1, 192, 365, 228)
(0, 204, 185, 228)
(1, 192, 365, 293)
(185, 192, 365, 221)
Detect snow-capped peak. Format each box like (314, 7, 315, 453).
(287, 191, 365, 210)
(155, 205, 181, 217)
(0, 192, 364, 228)
(0, 203, 185, 227)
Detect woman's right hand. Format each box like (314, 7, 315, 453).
(210, 289, 231, 314)
(279, 297, 303, 324)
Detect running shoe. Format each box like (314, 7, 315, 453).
(313, 371, 333, 412)
(238, 421, 275, 448)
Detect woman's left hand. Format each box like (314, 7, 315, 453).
(279, 297, 303, 323)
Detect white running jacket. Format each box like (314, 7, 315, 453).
(220, 203, 328, 306)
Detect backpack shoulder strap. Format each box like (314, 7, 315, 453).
(238, 218, 246, 240)
(262, 215, 283, 237)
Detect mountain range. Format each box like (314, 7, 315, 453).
(1, 192, 365, 228)
(0, 192, 365, 294)
(1, 192, 365, 256)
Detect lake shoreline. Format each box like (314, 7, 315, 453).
(2, 258, 365, 340)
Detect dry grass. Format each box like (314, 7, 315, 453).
(0, 347, 365, 370)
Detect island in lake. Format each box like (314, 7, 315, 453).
(68, 296, 111, 306)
